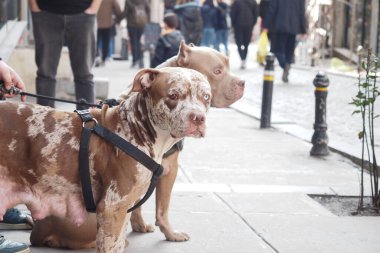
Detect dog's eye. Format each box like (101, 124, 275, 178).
(169, 93, 179, 100)
(214, 69, 222, 75)
(204, 94, 210, 101)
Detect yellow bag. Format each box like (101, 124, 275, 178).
(256, 31, 269, 65)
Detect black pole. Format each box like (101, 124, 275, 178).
(310, 72, 330, 156)
(260, 53, 275, 129)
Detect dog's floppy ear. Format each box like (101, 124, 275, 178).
(131, 68, 161, 92)
(177, 40, 191, 66)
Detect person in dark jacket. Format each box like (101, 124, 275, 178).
(200, 0, 217, 48)
(174, 0, 203, 46)
(230, 0, 258, 69)
(150, 13, 184, 68)
(263, 0, 307, 82)
(214, 0, 229, 55)
(122, 0, 150, 68)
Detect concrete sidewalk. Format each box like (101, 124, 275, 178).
(2, 51, 380, 252)
(2, 107, 379, 253)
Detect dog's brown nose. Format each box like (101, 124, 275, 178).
(238, 80, 245, 88)
(189, 112, 205, 126)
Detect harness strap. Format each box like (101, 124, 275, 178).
(75, 110, 164, 213)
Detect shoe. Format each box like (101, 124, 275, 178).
(138, 59, 144, 69)
(0, 208, 33, 230)
(282, 64, 290, 83)
(130, 61, 137, 68)
(0, 234, 30, 253)
(240, 60, 246, 70)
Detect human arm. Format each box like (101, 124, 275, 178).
(85, 0, 102, 14)
(113, 0, 123, 23)
(0, 60, 26, 102)
(28, 0, 41, 12)
(262, 0, 277, 31)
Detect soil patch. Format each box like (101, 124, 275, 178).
(309, 195, 380, 216)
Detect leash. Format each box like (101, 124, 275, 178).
(0, 81, 119, 108)
(75, 110, 164, 213)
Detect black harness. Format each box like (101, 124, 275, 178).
(0, 81, 170, 213)
(75, 109, 164, 213)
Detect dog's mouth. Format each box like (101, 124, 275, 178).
(212, 80, 245, 108)
(185, 128, 205, 138)
(171, 126, 205, 138)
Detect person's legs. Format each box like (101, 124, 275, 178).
(272, 32, 290, 69)
(134, 26, 145, 68)
(128, 25, 144, 67)
(285, 33, 296, 66)
(241, 25, 253, 61)
(221, 28, 229, 55)
(65, 13, 96, 109)
(127, 25, 138, 66)
(214, 29, 221, 51)
(201, 28, 214, 48)
(0, 234, 29, 253)
(100, 28, 111, 63)
(233, 26, 244, 60)
(31, 11, 65, 108)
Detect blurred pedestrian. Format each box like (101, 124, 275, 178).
(259, 0, 271, 31)
(230, 0, 258, 70)
(122, 0, 150, 68)
(164, 0, 176, 13)
(200, 0, 217, 48)
(214, 0, 229, 55)
(96, 0, 122, 66)
(29, 0, 101, 110)
(174, 0, 203, 46)
(263, 0, 307, 83)
(150, 13, 184, 68)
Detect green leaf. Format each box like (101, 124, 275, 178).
(358, 131, 364, 139)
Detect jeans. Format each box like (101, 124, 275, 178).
(201, 28, 215, 48)
(31, 11, 96, 109)
(127, 25, 144, 64)
(215, 29, 229, 55)
(97, 28, 112, 62)
(271, 32, 296, 69)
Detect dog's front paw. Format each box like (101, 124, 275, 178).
(166, 231, 190, 242)
(131, 222, 155, 233)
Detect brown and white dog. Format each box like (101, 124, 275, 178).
(30, 42, 245, 247)
(0, 67, 211, 252)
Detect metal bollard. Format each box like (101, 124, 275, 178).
(260, 53, 275, 128)
(310, 72, 330, 156)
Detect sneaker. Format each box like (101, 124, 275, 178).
(282, 64, 290, 83)
(0, 208, 33, 230)
(0, 234, 30, 253)
(240, 60, 246, 70)
(138, 59, 144, 69)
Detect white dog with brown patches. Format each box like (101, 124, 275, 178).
(0, 67, 211, 252)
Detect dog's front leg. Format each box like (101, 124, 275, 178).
(155, 150, 190, 241)
(131, 206, 155, 233)
(96, 200, 131, 253)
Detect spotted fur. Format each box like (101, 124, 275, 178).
(1, 67, 211, 253)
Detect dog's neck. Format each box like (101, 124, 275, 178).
(117, 92, 178, 162)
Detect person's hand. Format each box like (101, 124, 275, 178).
(84, 0, 102, 14)
(0, 60, 26, 102)
(262, 28, 269, 33)
(28, 0, 41, 12)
